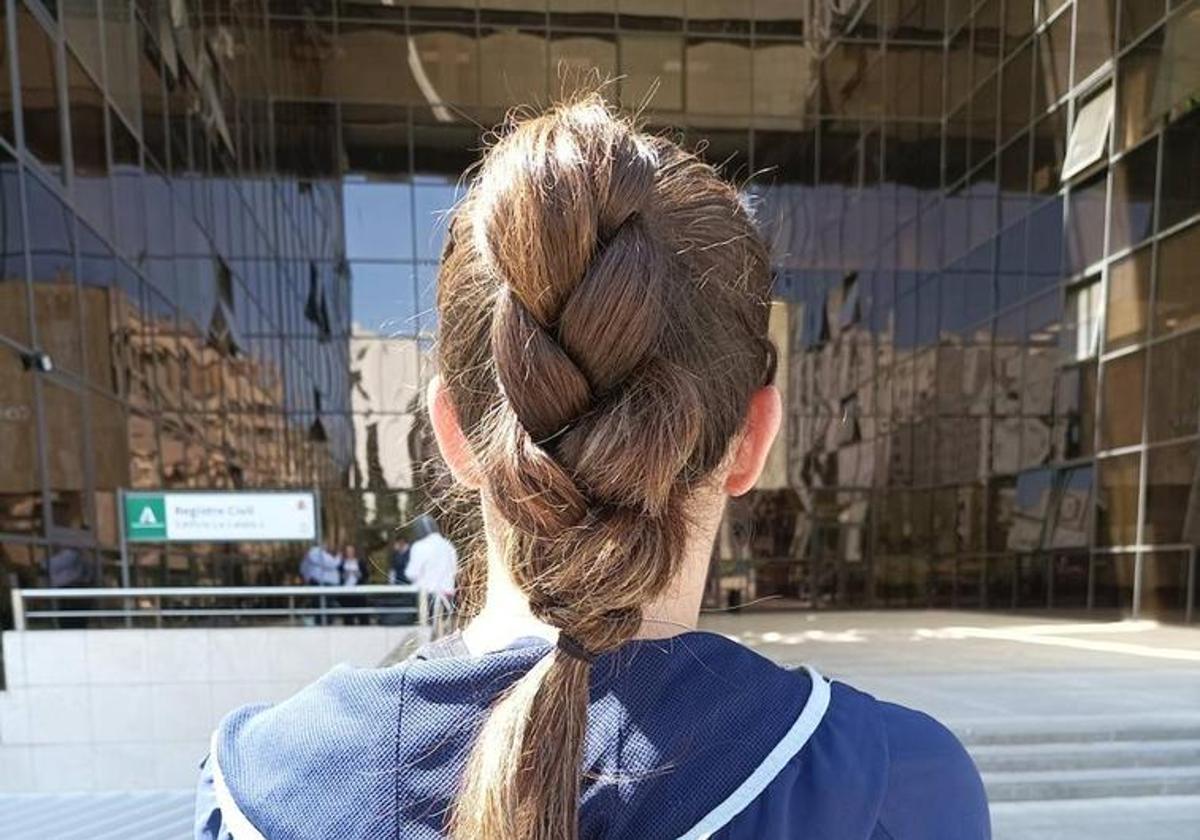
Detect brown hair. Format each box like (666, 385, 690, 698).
(436, 94, 774, 840)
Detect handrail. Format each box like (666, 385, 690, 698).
(11, 585, 434, 631)
(16, 585, 421, 598)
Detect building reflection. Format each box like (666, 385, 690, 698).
(0, 0, 1197, 624)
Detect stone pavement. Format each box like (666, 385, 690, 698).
(697, 609, 1200, 840)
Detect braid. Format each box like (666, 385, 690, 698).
(438, 93, 774, 840)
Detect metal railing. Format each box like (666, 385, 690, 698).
(9, 585, 439, 630)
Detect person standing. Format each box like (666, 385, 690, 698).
(338, 544, 368, 625)
(404, 525, 458, 627)
(387, 536, 411, 585)
(300, 542, 340, 624)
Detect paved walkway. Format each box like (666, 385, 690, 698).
(698, 610, 1200, 724)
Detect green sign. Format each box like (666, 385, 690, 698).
(120, 491, 318, 543)
(125, 494, 167, 541)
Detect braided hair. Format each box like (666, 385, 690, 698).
(437, 93, 774, 840)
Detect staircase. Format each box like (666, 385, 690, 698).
(956, 718, 1200, 803)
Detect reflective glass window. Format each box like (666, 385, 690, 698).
(1120, 0, 1165, 46)
(1155, 221, 1200, 337)
(1100, 349, 1145, 449)
(42, 379, 89, 530)
(1053, 362, 1097, 460)
(103, 0, 139, 128)
(1066, 170, 1107, 275)
(686, 38, 751, 116)
(1148, 331, 1200, 442)
(1096, 452, 1140, 545)
(349, 261, 417, 337)
(619, 33, 683, 112)
(1000, 42, 1034, 143)
(1140, 552, 1191, 621)
(62, 0, 100, 80)
(1092, 552, 1135, 609)
(1104, 245, 1151, 350)
(1063, 277, 1101, 361)
(1115, 26, 1164, 151)
(1160, 106, 1200, 232)
(754, 40, 808, 118)
(1109, 137, 1157, 254)
(1049, 465, 1094, 548)
(0, 5, 13, 145)
(343, 181, 414, 260)
(1074, 0, 1116, 84)
(480, 29, 547, 107)
(1031, 107, 1067, 193)
(0, 148, 30, 348)
(27, 173, 83, 375)
(18, 7, 63, 170)
(0, 348, 44, 533)
(1035, 9, 1072, 110)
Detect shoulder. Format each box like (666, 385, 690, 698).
(874, 701, 991, 840)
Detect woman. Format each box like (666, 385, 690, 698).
(196, 96, 989, 840)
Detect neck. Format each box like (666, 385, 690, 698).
(461, 494, 723, 655)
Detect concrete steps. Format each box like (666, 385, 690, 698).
(954, 718, 1200, 803)
(984, 766, 1200, 802)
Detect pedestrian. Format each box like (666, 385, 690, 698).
(337, 544, 368, 625)
(387, 535, 411, 585)
(300, 541, 340, 624)
(45, 546, 95, 628)
(403, 524, 458, 625)
(198, 96, 988, 840)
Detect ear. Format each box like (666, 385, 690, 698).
(427, 375, 482, 489)
(724, 385, 782, 497)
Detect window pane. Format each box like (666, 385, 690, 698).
(1049, 465, 1094, 548)
(0, 4, 14, 145)
(27, 173, 83, 375)
(1008, 468, 1054, 550)
(1120, 0, 1165, 46)
(1155, 221, 1200, 337)
(1066, 170, 1107, 274)
(480, 29, 546, 108)
(410, 26, 480, 106)
(0, 348, 45, 533)
(1108, 137, 1157, 253)
(1073, 0, 1116, 84)
(1140, 552, 1191, 621)
(1092, 552, 1135, 610)
(1148, 331, 1200, 442)
(1144, 442, 1199, 544)
(1114, 25, 1163, 152)
(1160, 106, 1200, 231)
(1096, 452, 1140, 546)
(1100, 349, 1145, 449)
(620, 34, 683, 112)
(0, 148, 30, 348)
(550, 34, 616, 98)
(1035, 10, 1072, 109)
(349, 261, 417, 336)
(343, 182, 414, 260)
(1063, 278, 1101, 360)
(1062, 85, 1113, 181)
(43, 380, 89, 530)
(754, 40, 808, 118)
(18, 7, 63, 170)
(1104, 245, 1151, 350)
(62, 0, 101, 84)
(686, 38, 751, 116)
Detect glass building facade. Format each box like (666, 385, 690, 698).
(0, 0, 1197, 625)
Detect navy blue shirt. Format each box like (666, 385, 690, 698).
(196, 632, 990, 839)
